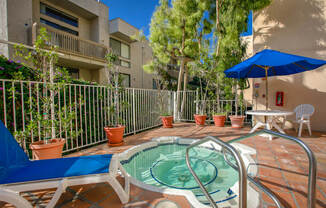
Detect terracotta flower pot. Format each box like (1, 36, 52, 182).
(161, 116, 173, 128)
(229, 115, 245, 128)
(104, 125, 125, 147)
(213, 115, 226, 127)
(30, 138, 65, 160)
(194, 114, 207, 126)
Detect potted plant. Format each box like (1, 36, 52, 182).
(160, 113, 173, 128)
(190, 45, 214, 126)
(194, 108, 207, 126)
(103, 52, 129, 146)
(143, 59, 173, 128)
(229, 79, 248, 128)
(212, 112, 227, 127)
(14, 28, 79, 159)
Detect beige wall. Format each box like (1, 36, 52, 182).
(0, 0, 9, 57)
(249, 0, 326, 131)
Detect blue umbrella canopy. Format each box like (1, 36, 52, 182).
(224, 49, 326, 78)
(224, 49, 326, 109)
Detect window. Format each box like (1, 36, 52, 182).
(40, 18, 78, 36)
(40, 3, 78, 27)
(153, 79, 158, 89)
(110, 38, 121, 56)
(56, 66, 79, 79)
(110, 38, 131, 68)
(67, 68, 79, 79)
(121, 43, 130, 59)
(120, 73, 130, 87)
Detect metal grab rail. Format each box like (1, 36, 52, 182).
(222, 149, 283, 208)
(227, 129, 317, 208)
(185, 136, 247, 208)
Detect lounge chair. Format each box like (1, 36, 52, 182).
(0, 121, 129, 208)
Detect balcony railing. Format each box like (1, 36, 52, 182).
(33, 23, 108, 61)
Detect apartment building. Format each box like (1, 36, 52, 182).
(0, 0, 154, 88)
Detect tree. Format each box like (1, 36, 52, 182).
(104, 51, 129, 127)
(14, 27, 78, 144)
(149, 0, 208, 119)
(209, 0, 272, 114)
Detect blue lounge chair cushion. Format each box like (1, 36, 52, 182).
(0, 121, 29, 169)
(0, 120, 113, 185)
(0, 154, 113, 185)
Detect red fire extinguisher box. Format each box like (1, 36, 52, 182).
(276, 91, 284, 106)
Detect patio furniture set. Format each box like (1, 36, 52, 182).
(247, 103, 315, 139)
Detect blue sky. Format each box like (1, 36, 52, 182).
(102, 1, 252, 38)
(102, 0, 160, 37)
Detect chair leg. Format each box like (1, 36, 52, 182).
(307, 122, 312, 136)
(106, 163, 130, 204)
(0, 189, 33, 208)
(107, 175, 129, 204)
(298, 122, 303, 137)
(46, 179, 67, 208)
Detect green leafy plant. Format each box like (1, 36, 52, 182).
(149, 0, 208, 119)
(212, 112, 227, 116)
(143, 59, 172, 117)
(211, 0, 271, 116)
(104, 51, 129, 127)
(14, 27, 80, 145)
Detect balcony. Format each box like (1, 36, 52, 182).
(109, 18, 138, 43)
(33, 23, 108, 61)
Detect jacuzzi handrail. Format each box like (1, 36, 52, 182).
(222, 149, 283, 208)
(185, 136, 247, 208)
(227, 129, 317, 208)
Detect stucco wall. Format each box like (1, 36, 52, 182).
(0, 0, 9, 57)
(251, 0, 326, 131)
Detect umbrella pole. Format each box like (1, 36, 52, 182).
(265, 67, 268, 110)
(265, 67, 269, 123)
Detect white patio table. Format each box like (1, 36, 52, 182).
(246, 110, 294, 140)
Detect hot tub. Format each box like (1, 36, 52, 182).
(118, 137, 259, 208)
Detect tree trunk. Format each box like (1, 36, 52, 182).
(42, 56, 49, 140)
(216, 76, 221, 112)
(114, 67, 119, 126)
(215, 0, 220, 57)
(49, 57, 55, 139)
(176, 57, 185, 120)
(180, 65, 188, 117)
(176, 20, 187, 120)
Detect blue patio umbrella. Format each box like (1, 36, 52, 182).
(224, 49, 326, 109)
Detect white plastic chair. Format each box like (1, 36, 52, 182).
(293, 104, 314, 137)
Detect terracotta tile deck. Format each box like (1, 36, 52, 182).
(1, 123, 326, 208)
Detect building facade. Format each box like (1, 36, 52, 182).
(244, 0, 326, 131)
(0, 0, 154, 88)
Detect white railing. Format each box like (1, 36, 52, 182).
(174, 91, 253, 124)
(0, 79, 172, 155)
(194, 99, 253, 124)
(0, 79, 252, 156)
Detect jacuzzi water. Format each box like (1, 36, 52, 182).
(121, 143, 240, 205)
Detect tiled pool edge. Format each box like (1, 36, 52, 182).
(117, 136, 259, 208)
